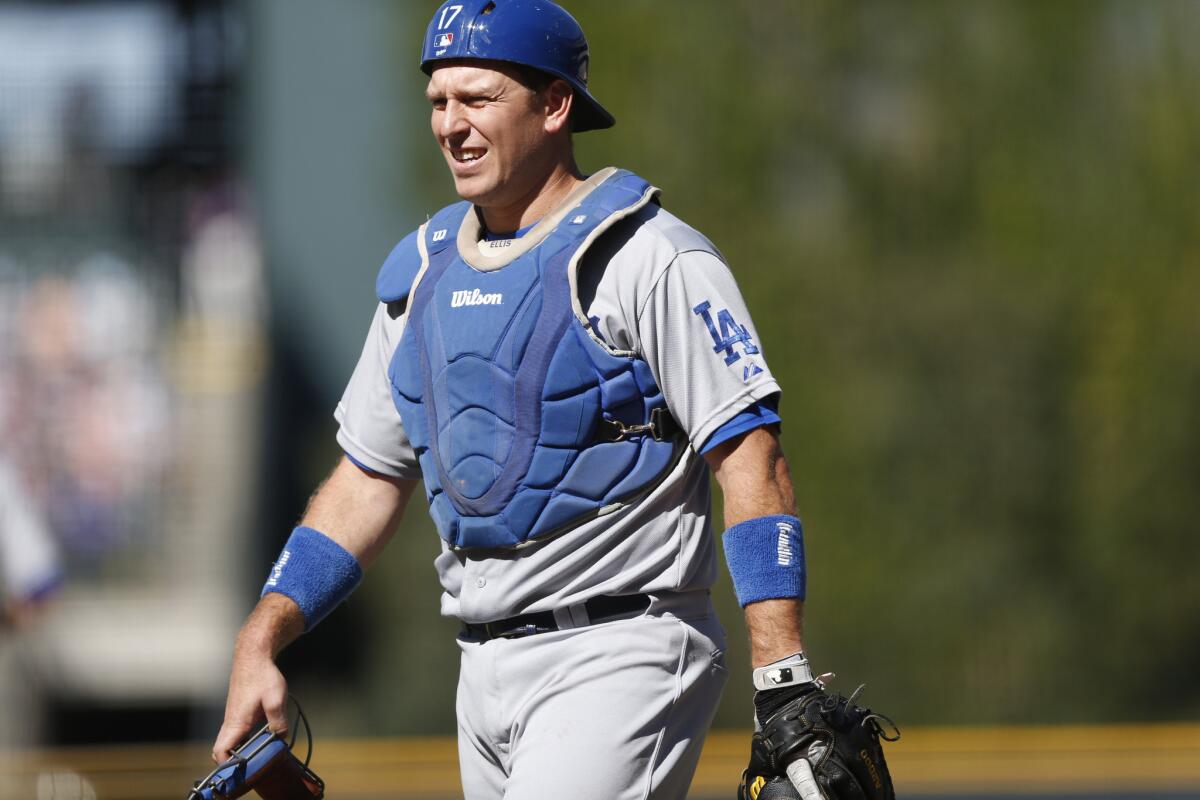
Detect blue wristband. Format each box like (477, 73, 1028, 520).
(722, 514, 806, 607)
(261, 526, 363, 631)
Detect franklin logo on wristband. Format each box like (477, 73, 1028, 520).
(776, 522, 795, 566)
(266, 550, 290, 587)
(261, 527, 363, 631)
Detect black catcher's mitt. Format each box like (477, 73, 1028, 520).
(738, 684, 899, 800)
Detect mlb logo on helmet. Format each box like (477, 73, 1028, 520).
(434, 32, 454, 48)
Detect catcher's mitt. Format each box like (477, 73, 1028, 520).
(738, 684, 899, 800)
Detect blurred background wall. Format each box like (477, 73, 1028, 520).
(0, 0, 260, 752)
(0, 0, 1198, 779)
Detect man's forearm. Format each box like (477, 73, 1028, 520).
(215, 460, 417, 761)
(235, 592, 306, 661)
(745, 598, 805, 667)
(706, 426, 807, 668)
(255, 458, 419, 633)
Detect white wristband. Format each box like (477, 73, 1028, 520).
(752, 652, 816, 691)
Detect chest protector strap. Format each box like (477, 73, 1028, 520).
(385, 170, 683, 550)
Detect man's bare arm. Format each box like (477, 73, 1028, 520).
(212, 457, 419, 761)
(704, 425, 804, 668)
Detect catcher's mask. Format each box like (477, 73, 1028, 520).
(187, 696, 324, 800)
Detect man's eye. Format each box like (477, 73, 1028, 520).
(430, 99, 447, 110)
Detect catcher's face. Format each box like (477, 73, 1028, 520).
(426, 61, 570, 218)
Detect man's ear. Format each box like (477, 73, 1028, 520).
(543, 79, 574, 134)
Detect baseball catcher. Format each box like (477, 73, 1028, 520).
(213, 2, 903, 798)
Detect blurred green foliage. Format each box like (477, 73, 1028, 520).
(344, 1, 1200, 732)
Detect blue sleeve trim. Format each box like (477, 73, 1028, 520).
(261, 526, 363, 631)
(344, 451, 379, 475)
(700, 395, 781, 454)
(722, 514, 805, 606)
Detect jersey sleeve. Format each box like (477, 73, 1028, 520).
(334, 303, 422, 479)
(637, 249, 782, 451)
(699, 397, 781, 454)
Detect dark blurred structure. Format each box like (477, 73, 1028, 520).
(0, 0, 262, 757)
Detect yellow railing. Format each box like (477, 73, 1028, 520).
(3, 724, 1199, 799)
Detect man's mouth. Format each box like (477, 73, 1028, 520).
(452, 148, 487, 164)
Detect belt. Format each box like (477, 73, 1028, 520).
(460, 593, 652, 642)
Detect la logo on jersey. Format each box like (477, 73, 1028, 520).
(692, 300, 765, 382)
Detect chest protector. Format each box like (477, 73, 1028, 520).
(381, 170, 683, 551)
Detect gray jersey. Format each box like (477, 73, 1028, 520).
(335, 169, 780, 623)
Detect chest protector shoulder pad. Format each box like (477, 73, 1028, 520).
(381, 170, 682, 550)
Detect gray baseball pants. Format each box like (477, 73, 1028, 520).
(455, 592, 728, 800)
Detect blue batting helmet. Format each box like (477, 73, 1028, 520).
(420, 0, 615, 132)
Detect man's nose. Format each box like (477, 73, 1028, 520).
(440, 100, 471, 138)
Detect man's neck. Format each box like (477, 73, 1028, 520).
(479, 164, 584, 235)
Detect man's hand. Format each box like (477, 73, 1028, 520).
(212, 593, 304, 763)
(213, 650, 289, 762)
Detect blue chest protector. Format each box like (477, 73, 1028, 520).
(379, 170, 682, 551)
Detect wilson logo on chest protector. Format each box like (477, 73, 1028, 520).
(450, 289, 503, 308)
